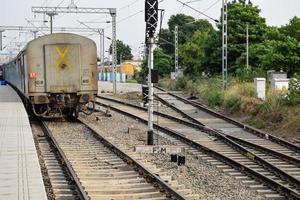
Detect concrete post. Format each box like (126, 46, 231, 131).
(254, 78, 266, 100)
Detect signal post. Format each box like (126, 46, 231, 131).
(145, 0, 158, 145)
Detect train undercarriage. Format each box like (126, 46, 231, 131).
(30, 93, 95, 118)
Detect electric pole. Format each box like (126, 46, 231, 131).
(46, 12, 58, 34)
(222, 0, 228, 90)
(0, 30, 4, 51)
(246, 23, 249, 69)
(111, 9, 117, 94)
(145, 0, 158, 145)
(175, 25, 179, 75)
(32, 30, 38, 39)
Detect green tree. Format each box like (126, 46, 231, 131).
(201, 0, 268, 74)
(280, 17, 300, 42)
(109, 40, 133, 64)
(159, 14, 214, 56)
(154, 48, 173, 76)
(227, 0, 267, 72)
(179, 30, 212, 74)
(139, 48, 173, 81)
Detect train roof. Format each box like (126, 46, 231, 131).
(27, 32, 95, 47)
(1, 33, 96, 66)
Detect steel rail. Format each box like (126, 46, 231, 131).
(74, 118, 186, 200)
(154, 86, 300, 154)
(153, 93, 300, 167)
(97, 95, 203, 128)
(97, 95, 300, 166)
(96, 96, 300, 199)
(38, 119, 89, 200)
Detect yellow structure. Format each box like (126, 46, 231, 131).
(120, 63, 134, 76)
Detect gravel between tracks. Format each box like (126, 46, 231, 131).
(79, 108, 265, 200)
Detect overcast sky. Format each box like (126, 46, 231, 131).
(0, 0, 299, 59)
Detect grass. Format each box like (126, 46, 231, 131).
(159, 76, 300, 140)
(126, 79, 138, 83)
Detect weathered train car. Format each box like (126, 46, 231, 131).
(2, 33, 98, 117)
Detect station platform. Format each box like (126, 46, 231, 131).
(0, 85, 47, 199)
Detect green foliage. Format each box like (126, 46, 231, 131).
(280, 17, 300, 42)
(179, 30, 212, 75)
(139, 48, 173, 81)
(258, 37, 300, 76)
(126, 79, 138, 83)
(223, 92, 242, 113)
(175, 76, 189, 89)
(109, 40, 133, 64)
(159, 14, 215, 72)
(286, 77, 300, 106)
(154, 0, 300, 79)
(154, 48, 173, 76)
(206, 90, 224, 107)
(235, 67, 265, 82)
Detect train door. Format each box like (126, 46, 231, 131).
(44, 44, 81, 93)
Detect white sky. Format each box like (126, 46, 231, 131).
(0, 0, 299, 59)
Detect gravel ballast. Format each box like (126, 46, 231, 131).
(79, 107, 265, 200)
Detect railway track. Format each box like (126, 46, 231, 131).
(154, 86, 300, 154)
(31, 119, 88, 200)
(95, 94, 300, 199)
(37, 118, 189, 200)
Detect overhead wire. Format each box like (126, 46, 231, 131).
(175, 0, 219, 22)
(87, 0, 142, 23)
(104, 0, 166, 30)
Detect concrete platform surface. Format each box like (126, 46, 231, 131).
(0, 85, 47, 200)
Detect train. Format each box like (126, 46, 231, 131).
(0, 33, 98, 118)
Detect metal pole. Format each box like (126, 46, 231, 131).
(101, 29, 105, 64)
(222, 0, 228, 90)
(246, 23, 249, 69)
(0, 30, 3, 51)
(147, 37, 154, 145)
(110, 9, 117, 94)
(175, 25, 179, 75)
(32, 30, 38, 39)
(50, 15, 53, 34)
(98, 29, 104, 63)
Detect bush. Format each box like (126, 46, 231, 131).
(236, 67, 266, 82)
(223, 90, 242, 113)
(206, 90, 223, 107)
(175, 76, 189, 90)
(285, 77, 300, 106)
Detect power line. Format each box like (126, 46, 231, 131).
(185, 0, 204, 3)
(175, 0, 219, 22)
(88, 0, 142, 23)
(104, 0, 166, 30)
(194, 0, 221, 18)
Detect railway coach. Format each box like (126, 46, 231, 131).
(1, 33, 98, 117)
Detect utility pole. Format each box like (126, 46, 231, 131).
(174, 25, 179, 75)
(145, 0, 158, 145)
(222, 0, 228, 90)
(111, 9, 117, 94)
(32, 30, 38, 39)
(46, 12, 58, 34)
(0, 30, 4, 51)
(98, 29, 105, 64)
(246, 23, 249, 69)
